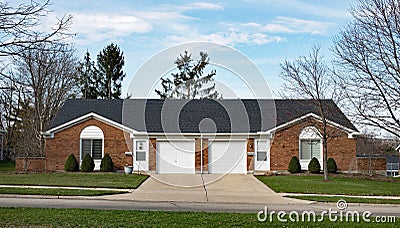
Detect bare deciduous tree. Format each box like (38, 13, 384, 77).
(7, 42, 79, 161)
(333, 0, 400, 137)
(280, 46, 341, 181)
(0, 0, 72, 58)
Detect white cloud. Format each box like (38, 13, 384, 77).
(184, 2, 224, 11)
(242, 0, 351, 18)
(166, 31, 284, 46)
(69, 13, 152, 44)
(159, 2, 224, 12)
(224, 17, 335, 35)
(262, 16, 335, 35)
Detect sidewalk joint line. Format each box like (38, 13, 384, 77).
(200, 173, 208, 202)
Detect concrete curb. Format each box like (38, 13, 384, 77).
(280, 193, 400, 200)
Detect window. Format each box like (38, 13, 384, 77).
(81, 139, 103, 160)
(135, 140, 146, 161)
(80, 126, 104, 161)
(300, 139, 321, 160)
(387, 162, 399, 177)
(257, 140, 268, 161)
(299, 126, 322, 161)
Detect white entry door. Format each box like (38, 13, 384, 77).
(157, 141, 195, 173)
(209, 141, 246, 174)
(134, 139, 148, 171)
(255, 140, 270, 171)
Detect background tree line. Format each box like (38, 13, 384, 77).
(0, 1, 126, 159)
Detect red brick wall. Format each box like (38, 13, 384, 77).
(202, 138, 208, 172)
(45, 118, 131, 171)
(16, 157, 45, 172)
(195, 138, 209, 172)
(356, 157, 386, 172)
(148, 138, 156, 171)
(270, 118, 356, 171)
(247, 138, 254, 172)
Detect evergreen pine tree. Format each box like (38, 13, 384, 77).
(96, 43, 126, 99)
(78, 51, 101, 98)
(155, 51, 220, 99)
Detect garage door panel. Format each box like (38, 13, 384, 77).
(157, 141, 195, 174)
(209, 141, 246, 174)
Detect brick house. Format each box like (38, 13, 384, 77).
(42, 99, 359, 173)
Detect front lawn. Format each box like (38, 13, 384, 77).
(0, 160, 15, 172)
(0, 187, 124, 196)
(0, 207, 398, 227)
(256, 175, 400, 196)
(0, 173, 148, 189)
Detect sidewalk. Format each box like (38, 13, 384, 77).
(0, 184, 132, 192)
(2, 183, 400, 203)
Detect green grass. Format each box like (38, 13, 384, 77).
(287, 195, 400, 205)
(0, 160, 15, 172)
(0, 187, 124, 196)
(0, 207, 398, 227)
(256, 175, 400, 196)
(0, 173, 148, 189)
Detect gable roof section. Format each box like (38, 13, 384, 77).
(46, 99, 357, 134)
(48, 99, 123, 130)
(273, 99, 357, 132)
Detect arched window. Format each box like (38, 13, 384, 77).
(80, 126, 104, 160)
(299, 126, 322, 161)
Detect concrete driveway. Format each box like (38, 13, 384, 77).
(100, 174, 309, 204)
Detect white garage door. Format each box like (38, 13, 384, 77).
(157, 141, 195, 174)
(209, 141, 247, 174)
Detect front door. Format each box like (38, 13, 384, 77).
(134, 139, 148, 171)
(255, 139, 270, 171)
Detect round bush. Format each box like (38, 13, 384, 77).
(327, 158, 337, 173)
(81, 154, 95, 172)
(288, 156, 301, 173)
(308, 157, 321, 174)
(64, 154, 79, 172)
(100, 154, 114, 172)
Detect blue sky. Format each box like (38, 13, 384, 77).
(47, 0, 357, 98)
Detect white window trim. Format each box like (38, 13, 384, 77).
(299, 126, 323, 169)
(80, 126, 104, 161)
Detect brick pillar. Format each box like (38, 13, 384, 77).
(247, 138, 254, 172)
(195, 138, 209, 173)
(202, 138, 209, 172)
(195, 138, 201, 171)
(149, 138, 157, 171)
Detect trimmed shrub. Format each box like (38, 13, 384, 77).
(81, 154, 95, 172)
(100, 154, 114, 172)
(308, 157, 321, 174)
(288, 156, 301, 173)
(64, 154, 79, 172)
(327, 158, 338, 173)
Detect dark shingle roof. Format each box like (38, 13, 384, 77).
(47, 99, 357, 133)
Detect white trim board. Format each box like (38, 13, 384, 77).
(43, 112, 141, 138)
(259, 113, 359, 137)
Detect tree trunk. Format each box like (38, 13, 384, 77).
(323, 123, 329, 181)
